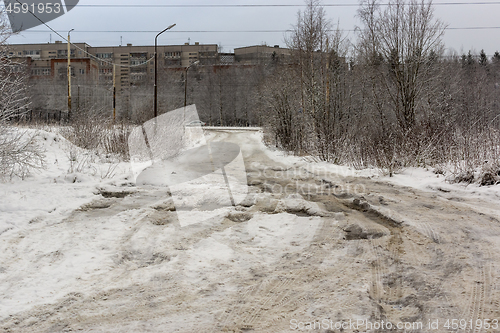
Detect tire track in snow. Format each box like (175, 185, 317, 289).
(214, 216, 342, 332)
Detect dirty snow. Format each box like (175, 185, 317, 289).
(1, 127, 500, 332)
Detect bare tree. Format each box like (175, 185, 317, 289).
(275, 0, 353, 160)
(0, 11, 44, 179)
(357, 0, 446, 132)
(286, 0, 332, 129)
(0, 15, 30, 122)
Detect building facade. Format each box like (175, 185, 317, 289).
(7, 42, 294, 89)
(7, 41, 97, 81)
(5, 41, 293, 118)
(7, 41, 219, 91)
(88, 42, 218, 90)
(234, 45, 291, 65)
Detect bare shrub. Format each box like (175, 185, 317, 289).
(61, 107, 131, 161)
(101, 122, 131, 160)
(480, 172, 499, 187)
(64, 107, 106, 150)
(0, 11, 44, 180)
(0, 126, 45, 180)
(446, 127, 500, 184)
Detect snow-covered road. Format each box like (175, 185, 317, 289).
(1, 128, 500, 332)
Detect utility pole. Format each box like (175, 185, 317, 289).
(67, 29, 74, 121)
(113, 64, 116, 121)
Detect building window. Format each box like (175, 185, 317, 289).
(57, 49, 75, 57)
(130, 60, 146, 66)
(96, 53, 113, 59)
(23, 50, 40, 56)
(31, 68, 51, 76)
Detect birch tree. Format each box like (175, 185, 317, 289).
(0, 14, 29, 122)
(0, 11, 44, 179)
(357, 0, 446, 131)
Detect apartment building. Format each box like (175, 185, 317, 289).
(28, 57, 99, 81)
(7, 41, 219, 91)
(234, 45, 291, 65)
(7, 42, 295, 89)
(6, 41, 98, 80)
(6, 41, 91, 60)
(88, 42, 218, 90)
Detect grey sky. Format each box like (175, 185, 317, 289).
(4, 0, 500, 56)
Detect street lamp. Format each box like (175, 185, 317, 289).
(67, 28, 74, 120)
(154, 23, 176, 119)
(184, 60, 199, 107)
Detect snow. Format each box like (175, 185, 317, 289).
(383, 166, 500, 195)
(0, 126, 135, 316)
(0, 128, 131, 234)
(0, 128, 318, 324)
(1, 125, 500, 331)
(254, 130, 500, 212)
(241, 213, 321, 258)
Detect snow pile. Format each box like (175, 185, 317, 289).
(381, 167, 500, 210)
(257, 130, 500, 206)
(274, 193, 333, 217)
(2, 127, 500, 331)
(0, 126, 132, 235)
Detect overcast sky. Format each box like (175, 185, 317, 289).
(4, 0, 500, 56)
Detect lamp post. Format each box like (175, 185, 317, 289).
(184, 60, 199, 107)
(154, 24, 176, 119)
(67, 28, 74, 120)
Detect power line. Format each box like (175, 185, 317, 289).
(38, 2, 500, 7)
(21, 27, 500, 34)
(448, 26, 500, 30)
(6, 1, 500, 11)
(10, 0, 158, 68)
(24, 30, 293, 33)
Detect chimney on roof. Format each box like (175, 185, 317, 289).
(274, 45, 279, 48)
(184, 42, 189, 46)
(127, 43, 132, 47)
(55, 41, 62, 44)
(195, 42, 199, 45)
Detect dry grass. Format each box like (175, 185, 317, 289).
(61, 108, 131, 161)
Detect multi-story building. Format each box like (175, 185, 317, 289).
(234, 45, 291, 65)
(5, 41, 294, 119)
(88, 42, 218, 90)
(7, 41, 219, 91)
(2, 41, 299, 122)
(6, 41, 98, 81)
(7, 42, 294, 89)
(5, 41, 91, 60)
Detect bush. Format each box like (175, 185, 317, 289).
(61, 107, 131, 160)
(0, 126, 44, 180)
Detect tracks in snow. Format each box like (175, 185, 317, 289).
(3, 130, 500, 333)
